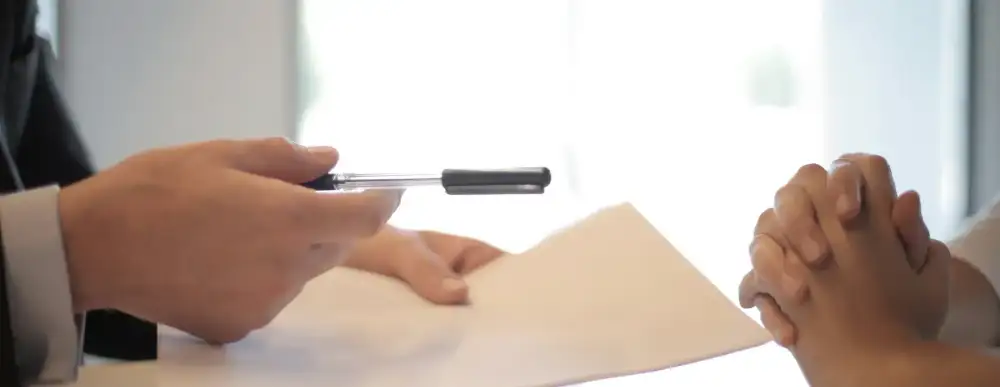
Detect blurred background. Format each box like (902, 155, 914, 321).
(53, 0, 991, 385)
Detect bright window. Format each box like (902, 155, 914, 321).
(298, 1, 965, 385)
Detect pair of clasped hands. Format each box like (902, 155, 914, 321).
(737, 153, 951, 384)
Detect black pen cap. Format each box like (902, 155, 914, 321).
(441, 167, 551, 189)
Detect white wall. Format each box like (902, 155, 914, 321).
(822, 0, 968, 238)
(60, 0, 298, 168)
(58, 0, 969, 238)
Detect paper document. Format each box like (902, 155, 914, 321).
(74, 203, 771, 387)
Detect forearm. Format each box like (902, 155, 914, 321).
(880, 342, 1000, 387)
(799, 341, 1000, 387)
(944, 193, 1000, 347)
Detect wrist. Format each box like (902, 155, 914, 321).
(58, 183, 114, 312)
(792, 313, 928, 387)
(794, 338, 925, 387)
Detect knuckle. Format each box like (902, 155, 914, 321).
(749, 235, 780, 267)
(738, 272, 760, 307)
(261, 136, 298, 155)
(772, 184, 797, 201)
(794, 163, 828, 182)
(773, 185, 810, 218)
(828, 159, 859, 179)
(838, 152, 869, 162)
(754, 208, 777, 235)
(867, 154, 890, 171)
(852, 154, 892, 179)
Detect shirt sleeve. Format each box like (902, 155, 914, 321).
(949, 194, 1000, 307)
(0, 185, 82, 384)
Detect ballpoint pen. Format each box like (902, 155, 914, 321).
(301, 167, 552, 194)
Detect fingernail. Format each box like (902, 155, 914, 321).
(836, 193, 854, 216)
(441, 278, 467, 293)
(800, 237, 821, 263)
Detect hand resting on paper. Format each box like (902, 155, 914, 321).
(737, 154, 1000, 386)
(345, 225, 506, 305)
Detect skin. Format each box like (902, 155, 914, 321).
(738, 154, 1000, 386)
(740, 154, 1000, 349)
(59, 137, 505, 344)
(344, 226, 506, 305)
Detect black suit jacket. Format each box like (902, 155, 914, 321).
(0, 1, 156, 384)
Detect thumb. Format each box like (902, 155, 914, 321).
(395, 245, 469, 305)
(892, 190, 930, 271)
(215, 137, 339, 183)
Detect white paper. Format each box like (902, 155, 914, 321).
(73, 203, 771, 387)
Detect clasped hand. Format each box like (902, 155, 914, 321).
(738, 154, 951, 382)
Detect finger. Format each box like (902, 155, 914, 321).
(749, 235, 800, 300)
(750, 234, 809, 305)
(754, 295, 797, 347)
(753, 208, 787, 244)
(454, 242, 505, 274)
(782, 247, 811, 302)
(739, 271, 761, 309)
(394, 244, 470, 305)
(419, 231, 507, 274)
(827, 159, 865, 221)
(919, 240, 952, 278)
(916, 240, 952, 338)
(893, 190, 930, 271)
(304, 189, 405, 241)
(774, 167, 830, 265)
(213, 137, 339, 183)
(838, 153, 897, 215)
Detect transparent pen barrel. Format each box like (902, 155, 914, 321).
(333, 173, 441, 190)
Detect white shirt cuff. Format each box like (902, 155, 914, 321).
(1, 185, 81, 384)
(949, 195, 1000, 312)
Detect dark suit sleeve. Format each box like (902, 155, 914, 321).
(14, 37, 157, 362)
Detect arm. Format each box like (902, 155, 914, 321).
(7, 25, 153, 374)
(944, 195, 1000, 347)
(847, 341, 1000, 387)
(14, 32, 157, 364)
